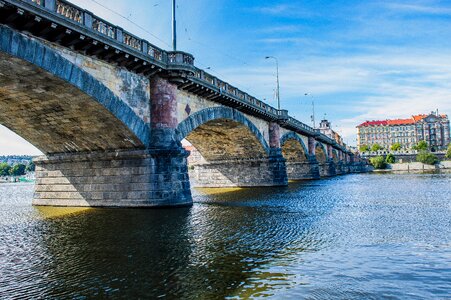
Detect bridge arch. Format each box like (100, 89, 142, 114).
(176, 107, 270, 161)
(315, 142, 328, 164)
(0, 26, 149, 153)
(332, 149, 339, 163)
(280, 132, 309, 162)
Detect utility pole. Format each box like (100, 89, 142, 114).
(172, 0, 177, 51)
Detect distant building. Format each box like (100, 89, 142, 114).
(318, 119, 344, 145)
(357, 112, 450, 151)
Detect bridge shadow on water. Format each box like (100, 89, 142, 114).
(1, 179, 344, 299)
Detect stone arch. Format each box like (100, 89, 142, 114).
(176, 107, 270, 161)
(332, 149, 339, 163)
(0, 25, 149, 153)
(280, 132, 309, 162)
(315, 142, 328, 164)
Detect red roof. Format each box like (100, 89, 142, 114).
(358, 113, 448, 127)
(357, 120, 388, 127)
(387, 118, 415, 125)
(412, 114, 427, 122)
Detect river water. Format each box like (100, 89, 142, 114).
(0, 173, 450, 299)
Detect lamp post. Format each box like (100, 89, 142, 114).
(172, 0, 177, 51)
(265, 56, 280, 110)
(305, 93, 316, 129)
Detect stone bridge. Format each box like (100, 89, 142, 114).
(0, 0, 367, 207)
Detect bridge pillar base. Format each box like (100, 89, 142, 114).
(189, 155, 288, 188)
(335, 162, 348, 175)
(319, 161, 337, 177)
(286, 161, 320, 180)
(33, 149, 192, 207)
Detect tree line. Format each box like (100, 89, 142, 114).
(0, 161, 35, 177)
(359, 140, 434, 153)
(369, 143, 451, 169)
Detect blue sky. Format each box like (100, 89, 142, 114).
(2, 0, 451, 154)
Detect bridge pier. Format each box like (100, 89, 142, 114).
(319, 161, 337, 177)
(33, 149, 192, 207)
(189, 152, 287, 188)
(285, 157, 320, 180)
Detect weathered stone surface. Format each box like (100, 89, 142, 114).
(43, 37, 151, 124)
(190, 156, 287, 187)
(319, 161, 337, 177)
(33, 149, 192, 207)
(0, 26, 149, 151)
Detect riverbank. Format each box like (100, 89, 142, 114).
(373, 160, 451, 174)
(0, 176, 35, 183)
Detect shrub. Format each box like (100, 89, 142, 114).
(371, 144, 383, 152)
(26, 161, 35, 172)
(391, 143, 402, 151)
(9, 164, 26, 176)
(446, 144, 451, 159)
(385, 153, 395, 164)
(370, 156, 386, 169)
(0, 162, 11, 176)
(359, 145, 370, 152)
(413, 140, 428, 151)
(416, 151, 438, 165)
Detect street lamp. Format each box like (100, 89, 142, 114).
(265, 56, 280, 110)
(305, 93, 316, 129)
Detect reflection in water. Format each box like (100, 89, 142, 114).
(0, 174, 450, 299)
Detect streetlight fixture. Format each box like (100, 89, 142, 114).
(304, 93, 316, 129)
(265, 56, 280, 110)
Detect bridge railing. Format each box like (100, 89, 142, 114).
(24, 0, 192, 68)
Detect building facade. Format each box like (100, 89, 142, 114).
(319, 119, 344, 146)
(357, 112, 450, 151)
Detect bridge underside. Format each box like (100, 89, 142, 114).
(0, 52, 144, 153)
(185, 118, 287, 187)
(282, 139, 320, 180)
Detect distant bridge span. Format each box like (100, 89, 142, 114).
(0, 0, 367, 207)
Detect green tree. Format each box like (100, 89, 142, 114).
(0, 162, 11, 176)
(26, 161, 35, 172)
(416, 151, 438, 165)
(359, 144, 370, 152)
(370, 156, 386, 169)
(371, 144, 383, 152)
(446, 144, 451, 159)
(385, 153, 395, 164)
(413, 140, 428, 151)
(391, 143, 402, 151)
(9, 164, 26, 176)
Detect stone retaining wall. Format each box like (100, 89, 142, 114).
(388, 161, 451, 172)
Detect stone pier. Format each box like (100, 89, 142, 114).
(33, 149, 192, 207)
(190, 156, 287, 188)
(285, 158, 320, 180)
